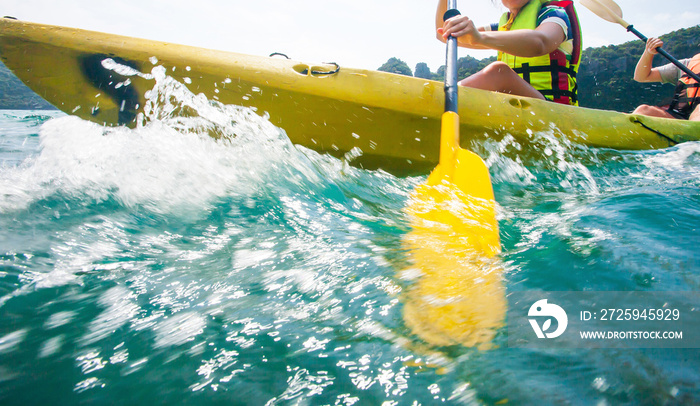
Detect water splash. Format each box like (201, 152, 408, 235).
(2, 65, 699, 404)
(0, 68, 437, 403)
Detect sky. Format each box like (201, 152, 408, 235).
(4, 0, 700, 73)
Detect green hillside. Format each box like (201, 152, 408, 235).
(577, 25, 699, 112)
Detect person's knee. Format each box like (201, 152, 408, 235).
(632, 104, 653, 115)
(482, 61, 511, 75)
(460, 61, 514, 87)
(632, 104, 677, 119)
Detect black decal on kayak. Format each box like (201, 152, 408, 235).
(631, 117, 679, 146)
(80, 54, 140, 125)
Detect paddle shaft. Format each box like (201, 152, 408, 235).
(438, 1, 461, 172)
(444, 0, 460, 114)
(625, 25, 700, 84)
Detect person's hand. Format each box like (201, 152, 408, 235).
(438, 15, 481, 45)
(645, 37, 663, 55)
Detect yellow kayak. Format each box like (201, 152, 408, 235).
(1, 18, 698, 174)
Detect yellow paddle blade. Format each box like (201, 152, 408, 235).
(401, 112, 503, 348)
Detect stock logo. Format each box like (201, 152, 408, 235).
(528, 299, 568, 339)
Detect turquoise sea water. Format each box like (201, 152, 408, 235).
(1, 91, 699, 404)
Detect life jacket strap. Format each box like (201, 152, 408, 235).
(668, 81, 700, 119)
(513, 62, 578, 78)
(513, 61, 578, 103)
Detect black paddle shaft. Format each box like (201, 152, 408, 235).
(443, 1, 460, 114)
(626, 25, 700, 83)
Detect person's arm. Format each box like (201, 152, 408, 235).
(436, 0, 565, 55)
(634, 37, 663, 83)
(440, 16, 565, 56)
(464, 23, 565, 56)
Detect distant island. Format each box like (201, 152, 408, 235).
(1, 25, 698, 113)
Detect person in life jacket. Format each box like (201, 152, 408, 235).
(435, 0, 582, 105)
(632, 37, 700, 121)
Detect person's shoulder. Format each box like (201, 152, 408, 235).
(538, 4, 570, 22)
(537, 5, 571, 31)
(537, 3, 572, 39)
(656, 61, 685, 84)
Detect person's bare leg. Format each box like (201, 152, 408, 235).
(688, 106, 700, 121)
(632, 104, 676, 119)
(458, 61, 546, 100)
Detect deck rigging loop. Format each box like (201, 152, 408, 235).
(308, 62, 340, 76)
(269, 52, 290, 59)
(269, 52, 340, 75)
(631, 117, 678, 146)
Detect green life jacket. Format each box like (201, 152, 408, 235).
(497, 0, 582, 105)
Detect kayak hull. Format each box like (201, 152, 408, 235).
(1, 18, 698, 174)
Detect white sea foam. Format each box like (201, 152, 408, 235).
(81, 286, 140, 345)
(0, 71, 297, 215)
(640, 141, 700, 180)
(153, 311, 207, 348)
